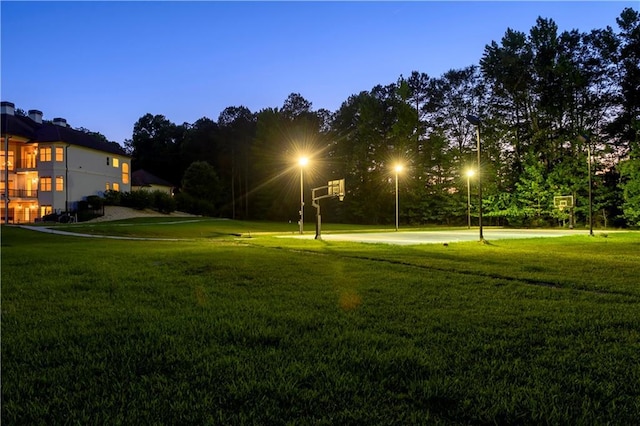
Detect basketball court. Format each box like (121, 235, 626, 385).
(287, 180, 587, 245)
(285, 228, 586, 245)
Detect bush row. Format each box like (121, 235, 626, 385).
(102, 189, 177, 214)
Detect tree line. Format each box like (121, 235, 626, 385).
(124, 7, 640, 228)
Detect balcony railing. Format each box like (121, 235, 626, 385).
(19, 159, 38, 169)
(1, 189, 38, 199)
(1, 160, 37, 170)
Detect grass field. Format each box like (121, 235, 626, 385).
(2, 221, 639, 424)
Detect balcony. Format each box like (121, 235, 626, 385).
(19, 159, 38, 169)
(1, 189, 38, 199)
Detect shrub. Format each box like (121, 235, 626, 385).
(121, 190, 152, 210)
(152, 190, 177, 214)
(86, 195, 104, 210)
(103, 190, 122, 206)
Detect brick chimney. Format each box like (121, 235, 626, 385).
(53, 117, 68, 127)
(1, 101, 15, 115)
(28, 109, 43, 124)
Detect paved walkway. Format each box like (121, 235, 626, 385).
(17, 225, 186, 241)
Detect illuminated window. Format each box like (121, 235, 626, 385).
(40, 177, 52, 191)
(1, 151, 15, 170)
(55, 147, 64, 162)
(56, 176, 64, 191)
(40, 147, 52, 162)
(106, 182, 110, 191)
(113, 158, 119, 168)
(122, 163, 129, 184)
(40, 205, 52, 217)
(113, 183, 119, 191)
(25, 149, 37, 168)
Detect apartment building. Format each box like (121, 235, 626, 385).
(1, 101, 131, 223)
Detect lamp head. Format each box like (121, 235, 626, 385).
(298, 157, 308, 167)
(466, 114, 481, 126)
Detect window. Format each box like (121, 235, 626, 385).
(113, 158, 119, 168)
(40, 147, 52, 162)
(24, 149, 37, 168)
(113, 183, 119, 191)
(1, 150, 15, 170)
(40, 177, 52, 191)
(106, 183, 110, 191)
(106, 157, 109, 166)
(40, 205, 52, 217)
(122, 163, 129, 184)
(56, 176, 64, 192)
(0, 180, 14, 193)
(55, 147, 64, 162)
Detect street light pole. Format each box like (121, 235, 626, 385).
(395, 164, 403, 231)
(588, 143, 593, 236)
(298, 157, 308, 235)
(4, 134, 9, 224)
(466, 169, 475, 229)
(466, 115, 483, 241)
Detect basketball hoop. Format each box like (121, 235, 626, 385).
(554, 196, 573, 210)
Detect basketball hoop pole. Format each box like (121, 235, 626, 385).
(312, 186, 330, 240)
(554, 195, 574, 229)
(579, 134, 594, 236)
(312, 179, 345, 240)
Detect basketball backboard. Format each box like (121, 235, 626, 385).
(553, 195, 574, 209)
(328, 179, 345, 200)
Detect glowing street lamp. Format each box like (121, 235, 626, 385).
(466, 114, 484, 241)
(394, 164, 403, 231)
(466, 169, 475, 229)
(298, 157, 308, 234)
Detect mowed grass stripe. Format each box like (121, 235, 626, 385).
(2, 226, 639, 424)
(251, 232, 640, 298)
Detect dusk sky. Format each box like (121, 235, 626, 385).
(2, 1, 636, 146)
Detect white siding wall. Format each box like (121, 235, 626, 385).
(37, 143, 130, 212)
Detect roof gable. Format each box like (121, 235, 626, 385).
(131, 169, 175, 187)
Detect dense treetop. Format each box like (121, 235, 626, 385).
(124, 7, 639, 227)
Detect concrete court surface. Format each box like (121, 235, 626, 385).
(285, 228, 588, 245)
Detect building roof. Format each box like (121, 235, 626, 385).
(1, 113, 38, 140)
(131, 169, 175, 187)
(1, 112, 129, 157)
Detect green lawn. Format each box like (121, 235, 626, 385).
(2, 223, 639, 424)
